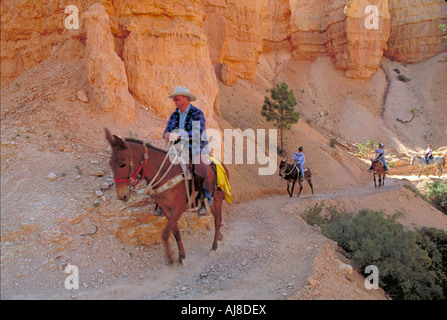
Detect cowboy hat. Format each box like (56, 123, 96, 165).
(167, 86, 197, 101)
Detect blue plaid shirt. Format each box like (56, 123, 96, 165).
(164, 104, 209, 157)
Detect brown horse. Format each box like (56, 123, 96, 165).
(105, 128, 227, 265)
(279, 160, 314, 197)
(371, 158, 386, 188)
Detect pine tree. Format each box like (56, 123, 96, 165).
(261, 82, 300, 155)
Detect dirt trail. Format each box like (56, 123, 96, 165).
(69, 182, 405, 300)
(77, 176, 447, 300)
(79, 195, 329, 300)
(5, 168, 446, 300)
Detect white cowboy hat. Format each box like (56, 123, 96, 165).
(167, 86, 197, 101)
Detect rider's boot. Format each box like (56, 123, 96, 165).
(197, 194, 207, 216)
(152, 206, 163, 216)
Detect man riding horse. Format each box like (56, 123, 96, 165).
(163, 86, 212, 216)
(292, 146, 305, 181)
(368, 142, 389, 173)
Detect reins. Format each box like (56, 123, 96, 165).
(142, 142, 194, 210)
(144, 142, 181, 195)
(281, 163, 297, 177)
(114, 141, 192, 201)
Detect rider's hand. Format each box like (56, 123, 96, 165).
(163, 132, 170, 143)
(167, 132, 180, 142)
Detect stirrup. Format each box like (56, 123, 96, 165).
(152, 207, 163, 216)
(198, 206, 207, 216)
(198, 201, 211, 216)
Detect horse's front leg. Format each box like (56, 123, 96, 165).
(296, 182, 303, 197)
(290, 181, 296, 198)
(211, 191, 224, 251)
(373, 173, 377, 188)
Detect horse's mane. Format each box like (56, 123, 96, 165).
(280, 160, 293, 166)
(124, 138, 167, 154)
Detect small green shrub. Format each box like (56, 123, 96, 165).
(329, 137, 338, 148)
(425, 181, 447, 214)
(302, 202, 328, 226)
(418, 227, 447, 299)
(301, 205, 447, 300)
(397, 74, 411, 82)
(354, 139, 378, 157)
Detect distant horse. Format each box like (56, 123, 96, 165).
(370, 157, 386, 188)
(105, 128, 228, 265)
(279, 160, 314, 197)
(410, 156, 445, 177)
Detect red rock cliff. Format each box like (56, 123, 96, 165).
(1, 0, 446, 119)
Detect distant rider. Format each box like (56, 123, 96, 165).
(425, 144, 433, 165)
(368, 142, 388, 173)
(292, 146, 305, 181)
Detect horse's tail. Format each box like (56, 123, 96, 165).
(443, 157, 446, 168)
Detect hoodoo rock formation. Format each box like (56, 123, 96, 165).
(109, 0, 219, 126)
(84, 3, 136, 123)
(1, 0, 446, 121)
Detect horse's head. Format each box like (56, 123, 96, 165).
(279, 160, 287, 177)
(105, 128, 132, 202)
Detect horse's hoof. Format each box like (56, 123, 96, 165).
(165, 255, 175, 266)
(166, 258, 183, 268)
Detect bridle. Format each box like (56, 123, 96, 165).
(280, 162, 297, 178)
(113, 141, 186, 196)
(114, 143, 149, 189)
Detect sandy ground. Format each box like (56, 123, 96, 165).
(1, 52, 446, 300)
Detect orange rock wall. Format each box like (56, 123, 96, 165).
(107, 0, 219, 126)
(386, 0, 447, 62)
(1, 0, 446, 112)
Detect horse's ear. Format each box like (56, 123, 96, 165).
(113, 135, 126, 149)
(105, 128, 113, 145)
(105, 128, 126, 149)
